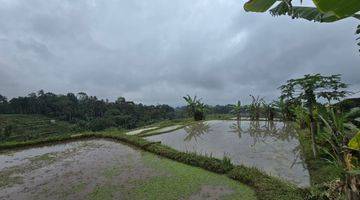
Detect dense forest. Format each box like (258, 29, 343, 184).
(0, 90, 237, 131)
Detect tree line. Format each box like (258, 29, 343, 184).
(0, 90, 242, 131)
(0, 90, 177, 131)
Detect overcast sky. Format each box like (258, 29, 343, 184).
(0, 0, 359, 106)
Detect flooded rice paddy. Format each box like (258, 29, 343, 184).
(0, 139, 256, 200)
(146, 120, 310, 187)
(146, 125, 183, 134)
(125, 127, 158, 135)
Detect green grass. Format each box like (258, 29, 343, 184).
(227, 166, 305, 200)
(297, 130, 342, 185)
(89, 185, 119, 200)
(0, 114, 80, 142)
(86, 152, 256, 200)
(129, 153, 256, 200)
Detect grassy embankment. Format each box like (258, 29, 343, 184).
(297, 129, 342, 186)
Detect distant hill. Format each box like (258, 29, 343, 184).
(0, 114, 81, 142)
(335, 98, 360, 112)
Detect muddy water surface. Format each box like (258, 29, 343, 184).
(146, 120, 310, 187)
(0, 139, 256, 200)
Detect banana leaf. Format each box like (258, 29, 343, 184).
(244, 0, 277, 12)
(313, 0, 360, 18)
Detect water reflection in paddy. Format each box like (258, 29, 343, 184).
(146, 120, 310, 187)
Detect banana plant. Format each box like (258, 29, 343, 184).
(244, 0, 360, 51)
(244, 0, 360, 20)
(183, 95, 205, 121)
(318, 108, 360, 200)
(231, 100, 242, 121)
(249, 95, 264, 120)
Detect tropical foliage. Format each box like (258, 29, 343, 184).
(244, 0, 360, 51)
(279, 74, 350, 158)
(262, 101, 275, 121)
(231, 100, 242, 120)
(317, 107, 359, 200)
(249, 95, 264, 120)
(0, 90, 176, 132)
(244, 0, 360, 22)
(183, 95, 206, 121)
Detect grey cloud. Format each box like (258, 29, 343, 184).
(0, 0, 359, 105)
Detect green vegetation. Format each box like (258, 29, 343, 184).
(243, 0, 360, 51)
(183, 95, 206, 121)
(0, 91, 177, 132)
(1, 73, 358, 199)
(228, 166, 305, 200)
(279, 74, 349, 158)
(231, 101, 242, 121)
(0, 114, 79, 142)
(249, 95, 263, 121)
(298, 130, 342, 185)
(277, 74, 359, 200)
(130, 153, 256, 200)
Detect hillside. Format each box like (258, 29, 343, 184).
(0, 114, 80, 142)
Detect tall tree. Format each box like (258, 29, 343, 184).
(279, 74, 349, 157)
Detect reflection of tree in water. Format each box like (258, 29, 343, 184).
(183, 122, 211, 142)
(247, 121, 267, 147)
(245, 120, 306, 169)
(246, 121, 298, 145)
(229, 120, 243, 139)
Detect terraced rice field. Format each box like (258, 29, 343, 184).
(147, 120, 310, 187)
(0, 139, 256, 200)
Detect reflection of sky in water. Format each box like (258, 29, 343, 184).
(147, 120, 310, 187)
(0, 141, 95, 170)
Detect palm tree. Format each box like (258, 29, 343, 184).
(183, 95, 205, 121)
